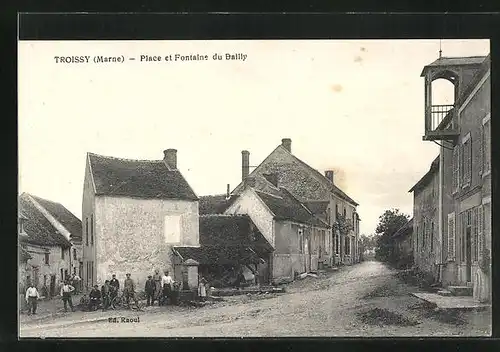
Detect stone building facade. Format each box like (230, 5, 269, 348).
(82, 149, 200, 292)
(417, 54, 491, 302)
(232, 138, 360, 266)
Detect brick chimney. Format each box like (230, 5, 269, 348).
(163, 149, 177, 170)
(263, 173, 279, 188)
(242, 150, 250, 181)
(281, 138, 292, 153)
(325, 170, 334, 184)
(226, 184, 230, 199)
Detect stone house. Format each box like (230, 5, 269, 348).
(27, 194, 83, 278)
(418, 54, 491, 302)
(231, 138, 361, 266)
(18, 193, 73, 298)
(82, 149, 200, 292)
(224, 176, 331, 283)
(173, 214, 273, 288)
(409, 156, 440, 277)
(391, 218, 414, 269)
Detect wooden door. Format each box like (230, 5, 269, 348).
(50, 275, 56, 297)
(466, 227, 472, 282)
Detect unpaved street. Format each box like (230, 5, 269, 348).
(20, 261, 491, 337)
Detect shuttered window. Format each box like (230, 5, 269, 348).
(462, 134, 472, 186)
(483, 117, 491, 174)
(472, 207, 478, 262)
(447, 213, 456, 261)
(477, 205, 484, 262)
(452, 146, 459, 193)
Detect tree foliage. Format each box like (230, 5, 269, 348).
(333, 213, 353, 237)
(374, 209, 410, 264)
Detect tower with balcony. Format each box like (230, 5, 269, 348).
(421, 56, 485, 142)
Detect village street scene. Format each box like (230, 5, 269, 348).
(18, 39, 491, 337)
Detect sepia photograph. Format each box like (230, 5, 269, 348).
(18, 38, 491, 337)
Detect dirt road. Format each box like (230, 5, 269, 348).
(20, 261, 491, 337)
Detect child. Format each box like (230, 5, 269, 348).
(198, 277, 207, 301)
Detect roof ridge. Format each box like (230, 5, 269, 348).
(87, 152, 165, 164)
(255, 189, 283, 199)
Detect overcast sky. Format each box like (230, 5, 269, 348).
(18, 39, 490, 236)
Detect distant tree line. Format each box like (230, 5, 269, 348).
(373, 209, 410, 265)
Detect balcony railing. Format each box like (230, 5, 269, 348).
(430, 104, 454, 131)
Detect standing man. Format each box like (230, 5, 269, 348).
(60, 280, 75, 312)
(72, 273, 81, 294)
(101, 280, 111, 311)
(145, 275, 155, 307)
(110, 274, 120, 304)
(152, 270, 162, 306)
(25, 282, 40, 315)
(161, 271, 173, 306)
(123, 273, 136, 308)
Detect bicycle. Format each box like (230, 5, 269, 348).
(109, 290, 144, 311)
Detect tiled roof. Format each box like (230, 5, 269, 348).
(255, 188, 330, 228)
(420, 56, 486, 76)
(29, 195, 82, 241)
(455, 54, 491, 109)
(408, 156, 440, 193)
(18, 194, 72, 247)
(303, 201, 330, 215)
(393, 218, 414, 239)
(232, 145, 358, 206)
(199, 194, 238, 215)
(88, 153, 198, 201)
(173, 214, 272, 265)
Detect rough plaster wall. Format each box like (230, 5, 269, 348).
(413, 172, 439, 278)
(24, 244, 71, 290)
(273, 253, 303, 278)
(95, 196, 198, 290)
(224, 189, 275, 247)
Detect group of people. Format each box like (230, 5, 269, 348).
(144, 270, 178, 306)
(23, 270, 190, 316)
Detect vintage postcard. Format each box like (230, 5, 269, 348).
(18, 38, 491, 337)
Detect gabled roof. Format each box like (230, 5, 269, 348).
(393, 218, 414, 239)
(29, 195, 82, 241)
(199, 194, 238, 215)
(408, 156, 440, 193)
(18, 194, 72, 248)
(420, 56, 486, 77)
(173, 214, 272, 265)
(255, 188, 330, 228)
(87, 153, 198, 201)
(455, 54, 490, 109)
(233, 144, 358, 206)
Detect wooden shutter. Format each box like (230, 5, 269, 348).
(479, 124, 484, 175)
(478, 205, 484, 262)
(452, 147, 458, 192)
(472, 207, 478, 262)
(447, 213, 455, 260)
(468, 139, 472, 183)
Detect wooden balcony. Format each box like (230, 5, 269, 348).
(423, 104, 460, 141)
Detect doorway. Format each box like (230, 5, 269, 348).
(50, 275, 56, 297)
(466, 227, 472, 283)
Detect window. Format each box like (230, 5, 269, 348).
(85, 217, 89, 246)
(335, 204, 339, 218)
(482, 115, 491, 175)
(462, 134, 472, 187)
(164, 215, 182, 243)
(298, 228, 304, 254)
(335, 234, 340, 254)
(61, 247, 65, 260)
(90, 214, 94, 246)
(415, 226, 419, 252)
(473, 207, 479, 262)
(44, 252, 49, 265)
(343, 207, 346, 218)
(345, 236, 351, 255)
(452, 146, 459, 193)
(422, 220, 426, 250)
(43, 274, 47, 286)
(430, 222, 434, 252)
(73, 248, 77, 260)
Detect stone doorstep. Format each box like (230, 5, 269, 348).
(437, 290, 452, 297)
(410, 292, 490, 311)
(447, 286, 473, 297)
